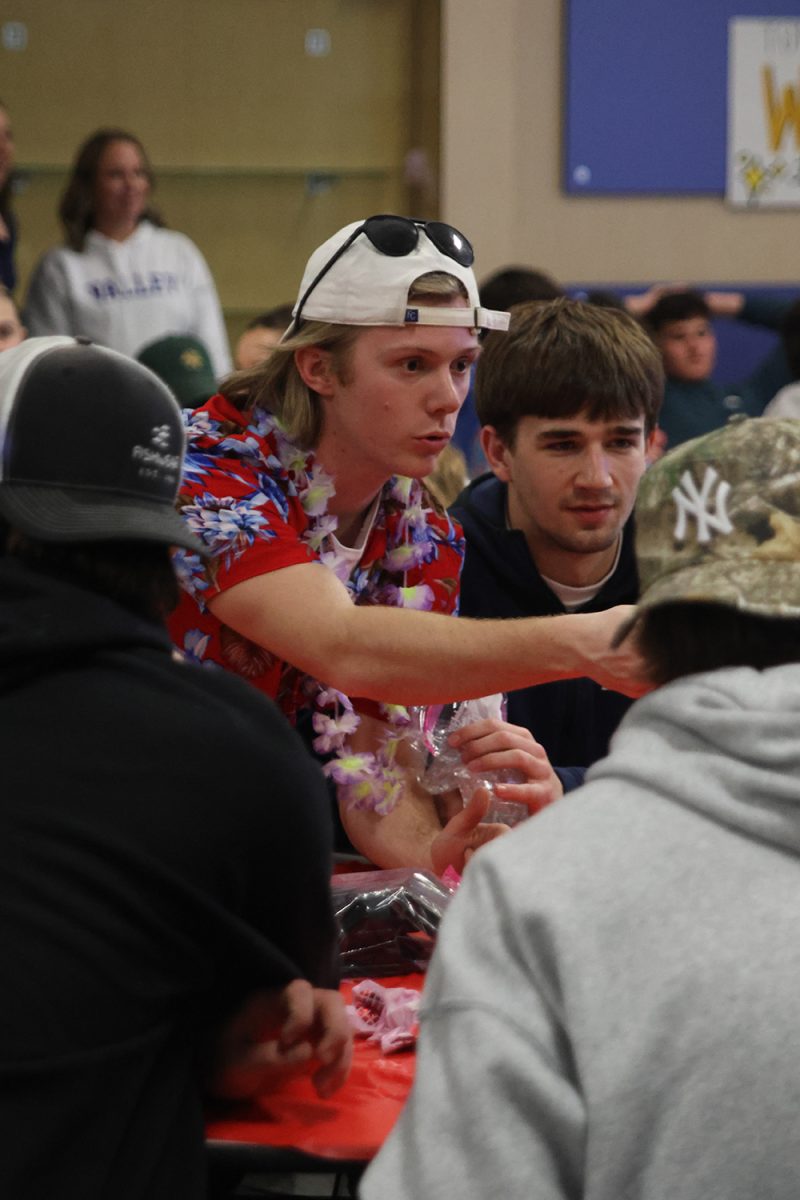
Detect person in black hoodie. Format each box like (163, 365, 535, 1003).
(0, 337, 350, 1200)
(451, 298, 663, 789)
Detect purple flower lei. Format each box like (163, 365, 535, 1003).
(269, 418, 436, 814)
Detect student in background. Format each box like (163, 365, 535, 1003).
(137, 333, 216, 409)
(478, 266, 563, 312)
(629, 286, 793, 449)
(424, 442, 469, 509)
(235, 303, 294, 370)
(0, 101, 17, 293)
(24, 128, 231, 376)
(0, 286, 25, 351)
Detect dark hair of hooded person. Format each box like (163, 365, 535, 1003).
(475, 295, 664, 447)
(479, 267, 563, 312)
(0, 519, 179, 624)
(635, 602, 800, 687)
(644, 290, 711, 335)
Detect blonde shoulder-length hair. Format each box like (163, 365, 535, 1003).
(219, 271, 469, 449)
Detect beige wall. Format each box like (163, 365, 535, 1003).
(6, 0, 795, 327)
(6, 0, 438, 347)
(442, 0, 798, 286)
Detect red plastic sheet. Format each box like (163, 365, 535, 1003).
(204, 975, 421, 1162)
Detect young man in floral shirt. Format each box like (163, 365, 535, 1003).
(170, 216, 649, 871)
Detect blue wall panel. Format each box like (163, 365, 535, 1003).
(564, 1, 799, 194)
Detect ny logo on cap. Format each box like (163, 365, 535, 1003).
(150, 424, 171, 450)
(672, 466, 733, 544)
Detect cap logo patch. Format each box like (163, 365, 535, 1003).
(180, 349, 204, 370)
(404, 307, 420, 323)
(131, 424, 180, 479)
(672, 466, 733, 545)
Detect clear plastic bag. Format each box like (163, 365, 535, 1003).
(406, 694, 528, 826)
(332, 868, 455, 977)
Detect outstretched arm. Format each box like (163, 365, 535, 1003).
(209, 562, 650, 704)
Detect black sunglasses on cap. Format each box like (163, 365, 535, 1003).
(291, 215, 476, 332)
(362, 215, 474, 265)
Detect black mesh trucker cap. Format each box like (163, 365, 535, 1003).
(0, 336, 203, 552)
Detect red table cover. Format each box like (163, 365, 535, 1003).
(205, 975, 421, 1162)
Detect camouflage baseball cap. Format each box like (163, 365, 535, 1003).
(626, 416, 800, 632)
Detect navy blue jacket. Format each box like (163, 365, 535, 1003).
(451, 474, 638, 790)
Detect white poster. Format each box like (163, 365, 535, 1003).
(727, 18, 800, 208)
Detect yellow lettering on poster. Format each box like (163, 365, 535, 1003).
(762, 65, 800, 151)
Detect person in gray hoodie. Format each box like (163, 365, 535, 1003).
(361, 415, 800, 1200)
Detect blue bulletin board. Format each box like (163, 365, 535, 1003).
(564, 1, 799, 194)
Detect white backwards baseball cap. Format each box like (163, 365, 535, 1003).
(0, 336, 204, 552)
(286, 215, 511, 336)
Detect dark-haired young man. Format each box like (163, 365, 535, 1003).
(452, 297, 663, 788)
(636, 287, 792, 449)
(364, 416, 800, 1200)
(0, 337, 349, 1199)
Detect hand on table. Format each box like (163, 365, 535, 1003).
(209, 979, 353, 1102)
(448, 717, 563, 816)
